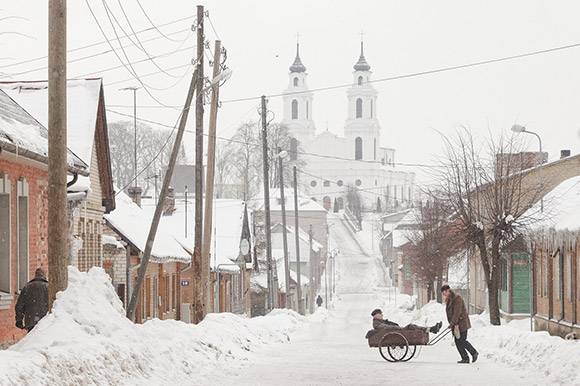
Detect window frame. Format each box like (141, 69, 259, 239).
(355, 98, 363, 119)
(291, 99, 298, 120)
(17, 178, 29, 291)
(0, 174, 11, 295)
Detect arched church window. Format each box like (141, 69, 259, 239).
(374, 138, 377, 160)
(357, 76, 363, 86)
(291, 99, 298, 120)
(293, 77, 299, 87)
(370, 100, 373, 118)
(336, 197, 344, 210)
(337, 180, 343, 187)
(355, 137, 363, 160)
(306, 101, 309, 119)
(323, 180, 330, 187)
(355, 179, 362, 187)
(310, 180, 317, 187)
(356, 98, 363, 119)
(289, 137, 298, 161)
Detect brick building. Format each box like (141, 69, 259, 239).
(0, 79, 115, 272)
(0, 89, 88, 345)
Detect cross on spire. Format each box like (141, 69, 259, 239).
(289, 32, 306, 73)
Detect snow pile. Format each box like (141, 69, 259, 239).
(385, 298, 580, 385)
(0, 267, 307, 386)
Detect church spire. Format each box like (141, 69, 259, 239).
(289, 42, 306, 73)
(353, 40, 371, 71)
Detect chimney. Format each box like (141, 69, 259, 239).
(163, 186, 176, 215)
(127, 186, 143, 207)
(560, 149, 571, 159)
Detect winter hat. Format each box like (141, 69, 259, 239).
(371, 308, 382, 317)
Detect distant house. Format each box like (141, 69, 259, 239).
(140, 197, 253, 319)
(0, 79, 116, 271)
(0, 89, 88, 345)
(104, 191, 190, 323)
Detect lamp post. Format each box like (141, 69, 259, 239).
(511, 124, 542, 332)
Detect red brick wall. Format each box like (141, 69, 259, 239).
(0, 157, 48, 345)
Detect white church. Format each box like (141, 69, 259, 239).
(281, 43, 415, 212)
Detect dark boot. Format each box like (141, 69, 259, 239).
(471, 351, 479, 363)
(457, 358, 470, 364)
(429, 321, 443, 334)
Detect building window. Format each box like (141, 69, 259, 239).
(355, 179, 362, 187)
(291, 99, 298, 120)
(355, 137, 363, 160)
(370, 99, 373, 118)
(373, 138, 376, 160)
(290, 137, 298, 161)
(323, 180, 330, 187)
(0, 174, 10, 294)
(310, 180, 317, 187)
(322, 196, 331, 210)
(336, 180, 343, 187)
(293, 77, 299, 87)
(336, 197, 344, 210)
(17, 179, 29, 291)
(306, 101, 309, 119)
(357, 76, 363, 86)
(500, 259, 508, 291)
(356, 98, 363, 118)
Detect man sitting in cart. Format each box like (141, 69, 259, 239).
(371, 308, 442, 334)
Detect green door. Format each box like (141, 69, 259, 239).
(511, 253, 530, 314)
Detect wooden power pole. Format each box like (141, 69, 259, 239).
(48, 0, 68, 309)
(127, 73, 198, 321)
(278, 148, 291, 309)
(292, 166, 303, 315)
(202, 40, 222, 314)
(192, 4, 205, 324)
(308, 224, 315, 314)
(260, 95, 275, 311)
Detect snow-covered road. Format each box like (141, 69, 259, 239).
(207, 216, 547, 386)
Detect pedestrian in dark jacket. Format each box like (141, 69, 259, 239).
(441, 284, 478, 364)
(316, 295, 323, 307)
(15, 268, 49, 333)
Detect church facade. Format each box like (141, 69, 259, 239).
(281, 43, 415, 212)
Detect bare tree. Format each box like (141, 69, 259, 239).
(230, 121, 262, 200)
(406, 199, 461, 302)
(215, 141, 235, 198)
(346, 186, 363, 228)
(108, 120, 186, 191)
(436, 130, 544, 325)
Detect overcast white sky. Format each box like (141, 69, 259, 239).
(2, 0, 580, 184)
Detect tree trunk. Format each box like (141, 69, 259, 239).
(487, 274, 501, 325)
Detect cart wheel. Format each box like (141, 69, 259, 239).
(379, 332, 408, 362)
(400, 345, 417, 362)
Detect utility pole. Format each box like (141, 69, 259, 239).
(127, 72, 198, 321)
(293, 166, 303, 315)
(278, 148, 291, 309)
(48, 0, 68, 309)
(192, 4, 205, 324)
(261, 95, 275, 311)
(202, 40, 222, 314)
(309, 224, 315, 314)
(185, 185, 188, 238)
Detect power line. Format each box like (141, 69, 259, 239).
(220, 39, 580, 104)
(105, 108, 443, 169)
(135, 0, 183, 43)
(0, 15, 193, 70)
(104, 63, 192, 87)
(5, 28, 191, 78)
(85, 0, 188, 107)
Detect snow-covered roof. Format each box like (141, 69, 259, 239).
(253, 187, 328, 212)
(0, 88, 87, 171)
(141, 197, 248, 270)
(0, 79, 103, 190)
(104, 191, 190, 263)
(525, 175, 580, 231)
(274, 257, 310, 292)
(271, 223, 323, 253)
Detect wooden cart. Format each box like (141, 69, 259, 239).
(365, 327, 451, 362)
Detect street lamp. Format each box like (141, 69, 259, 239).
(510, 124, 543, 161)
